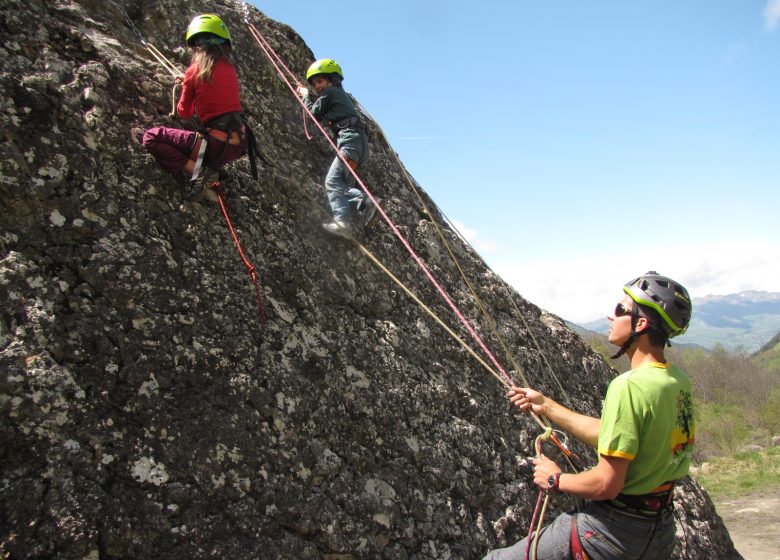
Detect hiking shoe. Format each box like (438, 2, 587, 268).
(322, 220, 355, 240)
(361, 197, 385, 229)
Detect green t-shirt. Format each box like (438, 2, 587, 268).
(598, 362, 695, 495)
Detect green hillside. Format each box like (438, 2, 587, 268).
(752, 332, 780, 370)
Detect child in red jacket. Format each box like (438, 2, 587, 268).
(143, 14, 247, 198)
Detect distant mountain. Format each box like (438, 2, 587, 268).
(577, 290, 780, 352)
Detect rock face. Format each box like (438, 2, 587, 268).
(0, 0, 741, 558)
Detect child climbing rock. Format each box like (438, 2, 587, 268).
(143, 14, 249, 200)
(296, 59, 384, 239)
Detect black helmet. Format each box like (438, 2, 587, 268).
(623, 271, 692, 338)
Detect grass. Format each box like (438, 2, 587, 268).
(692, 446, 780, 498)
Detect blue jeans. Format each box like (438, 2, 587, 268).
(483, 501, 675, 560)
(325, 134, 370, 222)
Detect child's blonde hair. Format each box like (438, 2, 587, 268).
(191, 43, 235, 83)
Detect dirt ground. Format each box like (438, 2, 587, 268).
(712, 486, 780, 560)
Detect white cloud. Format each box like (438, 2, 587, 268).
(451, 219, 498, 254)
(765, 0, 780, 30)
(491, 242, 780, 324)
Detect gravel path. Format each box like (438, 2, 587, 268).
(713, 486, 780, 560)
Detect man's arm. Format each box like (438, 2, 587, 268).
(509, 387, 601, 447)
(535, 454, 629, 500)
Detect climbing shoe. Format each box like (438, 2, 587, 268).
(190, 168, 221, 202)
(322, 220, 355, 240)
(361, 197, 385, 229)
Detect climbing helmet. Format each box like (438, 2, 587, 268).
(622, 271, 692, 338)
(185, 14, 231, 46)
(306, 59, 343, 84)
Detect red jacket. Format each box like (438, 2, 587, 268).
(177, 58, 243, 124)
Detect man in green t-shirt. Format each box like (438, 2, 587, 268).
(484, 271, 695, 560)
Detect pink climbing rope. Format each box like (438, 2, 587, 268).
(246, 23, 515, 386)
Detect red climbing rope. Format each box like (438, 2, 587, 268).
(214, 184, 268, 323)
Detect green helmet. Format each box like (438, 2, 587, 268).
(306, 59, 343, 84)
(185, 14, 231, 46)
(623, 271, 692, 338)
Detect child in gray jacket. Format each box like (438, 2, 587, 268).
(297, 59, 383, 239)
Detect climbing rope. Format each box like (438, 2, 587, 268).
(357, 240, 578, 458)
(356, 101, 534, 387)
(107, 0, 146, 42)
(245, 22, 518, 392)
(141, 42, 184, 117)
(214, 184, 268, 323)
(355, 100, 575, 410)
(426, 196, 575, 409)
(244, 16, 584, 466)
(356, 242, 511, 390)
(109, 0, 184, 116)
(526, 427, 554, 560)
(143, 41, 182, 78)
(503, 289, 575, 409)
(356, 97, 584, 470)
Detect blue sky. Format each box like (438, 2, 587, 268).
(249, 1, 780, 323)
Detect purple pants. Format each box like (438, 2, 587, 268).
(142, 126, 248, 176)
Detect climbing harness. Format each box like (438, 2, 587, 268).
(569, 515, 590, 560)
(204, 111, 269, 178)
(607, 483, 675, 518)
(189, 133, 209, 181)
(213, 181, 268, 323)
(331, 115, 363, 132)
(186, 112, 266, 181)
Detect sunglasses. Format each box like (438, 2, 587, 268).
(614, 303, 633, 317)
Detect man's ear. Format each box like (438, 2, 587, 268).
(633, 316, 650, 334)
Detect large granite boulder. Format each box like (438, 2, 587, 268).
(0, 0, 741, 557)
